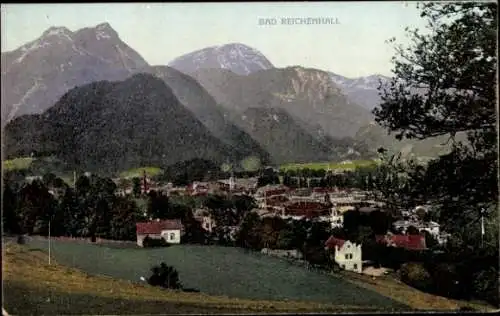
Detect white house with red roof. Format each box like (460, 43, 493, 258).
(325, 236, 363, 273)
(135, 219, 184, 247)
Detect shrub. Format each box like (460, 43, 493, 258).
(17, 235, 26, 244)
(459, 306, 476, 312)
(147, 262, 182, 289)
(431, 263, 463, 299)
(142, 236, 170, 248)
(399, 262, 433, 292)
(472, 267, 499, 307)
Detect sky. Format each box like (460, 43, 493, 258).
(1, 2, 428, 78)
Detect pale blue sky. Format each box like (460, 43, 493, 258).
(1, 2, 426, 78)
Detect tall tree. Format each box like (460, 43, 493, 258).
(18, 180, 60, 235)
(132, 177, 142, 197)
(2, 181, 21, 234)
(59, 187, 83, 237)
(235, 212, 262, 249)
(373, 2, 497, 248)
(147, 190, 170, 219)
(109, 197, 141, 240)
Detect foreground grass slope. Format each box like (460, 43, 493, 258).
(21, 238, 404, 308)
(2, 242, 391, 314)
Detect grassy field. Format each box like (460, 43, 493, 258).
(2, 157, 34, 171)
(119, 166, 162, 179)
(18, 238, 406, 309)
(3, 242, 404, 314)
(280, 159, 378, 172)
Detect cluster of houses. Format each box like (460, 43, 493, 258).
(252, 184, 382, 228)
(131, 175, 450, 277)
(116, 174, 258, 197)
(322, 204, 451, 275)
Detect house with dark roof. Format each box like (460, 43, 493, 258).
(325, 236, 362, 273)
(136, 219, 184, 247)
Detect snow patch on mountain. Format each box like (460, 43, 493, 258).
(15, 41, 52, 63)
(8, 79, 44, 121)
(96, 30, 111, 40)
(43, 27, 73, 42)
(115, 44, 132, 72)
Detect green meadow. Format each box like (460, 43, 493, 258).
(119, 167, 163, 179)
(2, 157, 34, 171)
(280, 160, 378, 172)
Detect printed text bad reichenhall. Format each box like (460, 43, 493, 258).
(258, 17, 340, 26)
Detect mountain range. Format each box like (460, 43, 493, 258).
(187, 66, 371, 138)
(1, 22, 453, 174)
(329, 73, 391, 110)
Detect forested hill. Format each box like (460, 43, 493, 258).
(3, 73, 268, 174)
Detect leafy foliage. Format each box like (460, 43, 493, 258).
(375, 3, 496, 141)
(257, 167, 280, 187)
(147, 262, 182, 289)
(399, 262, 433, 292)
(3, 173, 143, 241)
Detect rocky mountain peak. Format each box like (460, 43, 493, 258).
(42, 26, 73, 39)
(168, 42, 274, 75)
(93, 22, 118, 40)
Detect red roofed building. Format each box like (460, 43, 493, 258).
(375, 233, 426, 251)
(255, 185, 289, 200)
(280, 201, 332, 221)
(265, 195, 289, 208)
(136, 219, 184, 247)
(325, 236, 346, 249)
(312, 187, 330, 193)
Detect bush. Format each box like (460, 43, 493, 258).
(142, 236, 170, 248)
(17, 235, 26, 244)
(431, 263, 463, 299)
(459, 306, 476, 312)
(472, 267, 499, 307)
(399, 262, 433, 292)
(148, 262, 182, 289)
